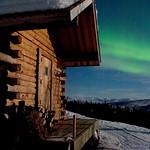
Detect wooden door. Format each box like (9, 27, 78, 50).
(40, 56, 52, 110)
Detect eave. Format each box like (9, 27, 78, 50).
(0, 0, 100, 67)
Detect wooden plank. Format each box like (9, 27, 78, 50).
(7, 84, 36, 94)
(74, 120, 99, 150)
(7, 71, 36, 83)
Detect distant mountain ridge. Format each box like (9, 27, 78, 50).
(67, 96, 150, 111)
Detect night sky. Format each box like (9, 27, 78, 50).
(66, 0, 150, 99)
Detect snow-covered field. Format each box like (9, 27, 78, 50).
(98, 120, 150, 150)
(66, 111, 150, 150)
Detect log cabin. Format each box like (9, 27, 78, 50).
(0, 0, 100, 149)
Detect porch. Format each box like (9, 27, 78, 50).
(42, 118, 99, 150)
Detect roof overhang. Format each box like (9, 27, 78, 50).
(49, 2, 100, 67)
(0, 0, 93, 29)
(0, 0, 100, 67)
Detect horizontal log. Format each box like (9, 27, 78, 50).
(11, 32, 37, 54)
(9, 51, 36, 66)
(55, 67, 63, 72)
(39, 29, 50, 38)
(17, 60, 36, 72)
(7, 78, 36, 87)
(22, 55, 36, 66)
(10, 44, 37, 60)
(28, 30, 55, 52)
(16, 93, 35, 100)
(7, 84, 36, 94)
(17, 79, 36, 88)
(60, 77, 66, 81)
(6, 92, 35, 100)
(18, 68, 36, 77)
(7, 99, 34, 107)
(0, 51, 17, 64)
(41, 49, 56, 62)
(19, 39, 37, 54)
(55, 72, 66, 77)
(7, 71, 36, 83)
(33, 30, 54, 49)
(18, 31, 56, 58)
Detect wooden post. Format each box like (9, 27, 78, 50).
(67, 142, 71, 150)
(73, 115, 76, 139)
(35, 48, 41, 110)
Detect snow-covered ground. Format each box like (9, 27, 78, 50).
(98, 120, 150, 150)
(66, 111, 150, 150)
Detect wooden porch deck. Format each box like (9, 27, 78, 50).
(43, 118, 99, 150)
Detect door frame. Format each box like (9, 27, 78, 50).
(36, 48, 53, 111)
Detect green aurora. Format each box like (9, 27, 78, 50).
(97, 0, 150, 76)
(99, 29, 150, 75)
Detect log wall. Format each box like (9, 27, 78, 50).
(0, 29, 66, 120)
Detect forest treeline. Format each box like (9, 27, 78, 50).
(65, 99, 150, 129)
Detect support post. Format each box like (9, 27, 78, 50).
(35, 48, 41, 110)
(73, 115, 76, 139)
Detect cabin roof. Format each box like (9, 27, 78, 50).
(0, 0, 100, 67)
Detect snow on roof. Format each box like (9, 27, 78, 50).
(0, 0, 80, 15)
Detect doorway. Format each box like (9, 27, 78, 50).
(40, 56, 52, 110)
